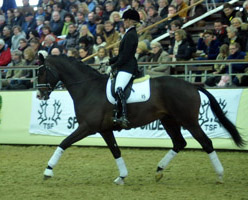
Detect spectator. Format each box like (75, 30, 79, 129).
(95, 24, 105, 35)
(111, 44, 119, 58)
(79, 24, 94, 47)
(186, 0, 206, 22)
(144, 0, 156, 12)
(86, 0, 96, 12)
(197, 30, 220, 60)
(61, 13, 76, 36)
(28, 30, 40, 44)
(2, 26, 12, 48)
(87, 12, 97, 36)
(11, 25, 26, 51)
(146, 41, 171, 77)
(93, 34, 107, 53)
(0, 15, 7, 37)
(40, 25, 56, 44)
(0, 39, 11, 67)
(174, 0, 188, 19)
(169, 29, 192, 61)
(135, 41, 150, 74)
(70, 4, 79, 16)
(35, 6, 46, 19)
(224, 26, 246, 52)
(109, 11, 123, 32)
(21, 12, 36, 36)
(44, 5, 52, 22)
(29, 38, 42, 62)
(50, 11, 64, 36)
(213, 20, 228, 46)
(2, 50, 26, 89)
(79, 46, 95, 64)
(103, 21, 120, 52)
(221, 3, 239, 26)
(35, 15, 45, 37)
(145, 6, 162, 39)
(158, 0, 169, 18)
(239, 0, 248, 23)
(217, 42, 248, 87)
(78, 2, 89, 20)
(6, 9, 15, 27)
(95, 5, 104, 17)
(94, 46, 110, 65)
(67, 48, 79, 58)
(64, 0, 81, 12)
(20, 0, 34, 15)
(13, 8, 24, 27)
(43, 34, 60, 55)
(64, 23, 79, 50)
(51, 47, 62, 55)
(18, 38, 29, 54)
(132, 0, 141, 11)
(205, 44, 229, 87)
(119, 0, 131, 17)
(52, 3, 67, 20)
(76, 11, 87, 32)
(102, 1, 116, 22)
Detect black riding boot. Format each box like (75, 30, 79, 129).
(115, 87, 129, 128)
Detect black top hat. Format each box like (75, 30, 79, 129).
(122, 9, 140, 23)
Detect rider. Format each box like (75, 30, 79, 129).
(109, 9, 140, 128)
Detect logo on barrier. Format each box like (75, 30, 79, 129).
(199, 98, 227, 131)
(38, 100, 62, 129)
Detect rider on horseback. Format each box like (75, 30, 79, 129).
(108, 9, 140, 128)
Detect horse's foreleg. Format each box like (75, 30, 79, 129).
(44, 125, 91, 179)
(100, 131, 127, 185)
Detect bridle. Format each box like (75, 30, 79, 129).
(36, 64, 60, 97)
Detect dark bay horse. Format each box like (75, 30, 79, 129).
(36, 55, 245, 184)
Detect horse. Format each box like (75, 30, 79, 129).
(36, 54, 245, 185)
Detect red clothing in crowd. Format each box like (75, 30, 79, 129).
(0, 46, 11, 66)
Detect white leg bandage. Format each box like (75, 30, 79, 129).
(48, 147, 64, 168)
(158, 150, 177, 170)
(115, 157, 128, 177)
(209, 151, 224, 177)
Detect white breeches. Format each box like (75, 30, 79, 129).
(115, 71, 133, 92)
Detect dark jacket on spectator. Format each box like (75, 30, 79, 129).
(225, 51, 247, 73)
(50, 19, 64, 36)
(197, 38, 220, 60)
(64, 31, 79, 50)
(169, 39, 192, 61)
(213, 27, 228, 46)
(13, 15, 25, 27)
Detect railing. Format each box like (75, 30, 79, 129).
(0, 60, 247, 90)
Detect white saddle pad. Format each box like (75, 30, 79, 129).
(106, 77, 151, 104)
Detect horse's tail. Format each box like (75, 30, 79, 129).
(197, 86, 245, 147)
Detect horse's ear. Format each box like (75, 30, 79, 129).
(38, 50, 48, 65)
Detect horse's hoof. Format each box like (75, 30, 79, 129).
(155, 171, 163, 182)
(43, 175, 52, 180)
(114, 176, 125, 185)
(44, 168, 54, 178)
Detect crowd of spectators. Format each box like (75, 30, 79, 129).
(0, 0, 248, 89)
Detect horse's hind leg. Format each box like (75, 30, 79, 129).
(155, 117, 187, 182)
(44, 125, 91, 179)
(187, 124, 224, 183)
(100, 131, 127, 185)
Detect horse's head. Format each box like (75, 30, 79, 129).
(36, 53, 60, 100)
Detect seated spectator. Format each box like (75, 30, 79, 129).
(158, 5, 182, 35)
(78, 2, 90, 21)
(205, 44, 229, 87)
(87, 12, 97, 36)
(0, 15, 7, 37)
(13, 8, 24, 27)
(221, 3, 239, 26)
(94, 46, 110, 73)
(109, 11, 123, 32)
(135, 41, 150, 74)
(239, 0, 248, 23)
(53, 2, 67, 21)
(2, 26, 12, 48)
(146, 41, 171, 77)
(61, 13, 76, 36)
(145, 6, 162, 39)
(76, 11, 87, 32)
(95, 5, 104, 17)
(174, 0, 188, 19)
(50, 11, 64, 36)
(20, 0, 34, 15)
(69, 4, 79, 16)
(18, 38, 29, 54)
(64, 23, 79, 50)
(0, 39, 11, 67)
(11, 25, 26, 51)
(132, 0, 142, 11)
(93, 34, 107, 53)
(95, 24, 105, 35)
(40, 25, 56, 44)
(44, 5, 52, 22)
(186, 0, 206, 22)
(21, 12, 36, 36)
(119, 0, 131, 17)
(102, 1, 116, 22)
(169, 29, 193, 62)
(111, 44, 120, 58)
(79, 46, 95, 64)
(79, 24, 94, 49)
(144, 0, 156, 12)
(103, 21, 120, 53)
(51, 47, 62, 55)
(43, 34, 61, 55)
(2, 50, 26, 89)
(217, 42, 248, 87)
(67, 48, 79, 58)
(158, 0, 169, 18)
(213, 20, 228, 46)
(6, 9, 15, 27)
(224, 26, 246, 52)
(29, 37, 42, 62)
(35, 15, 45, 37)
(35, 6, 46, 19)
(197, 30, 220, 60)
(28, 30, 40, 43)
